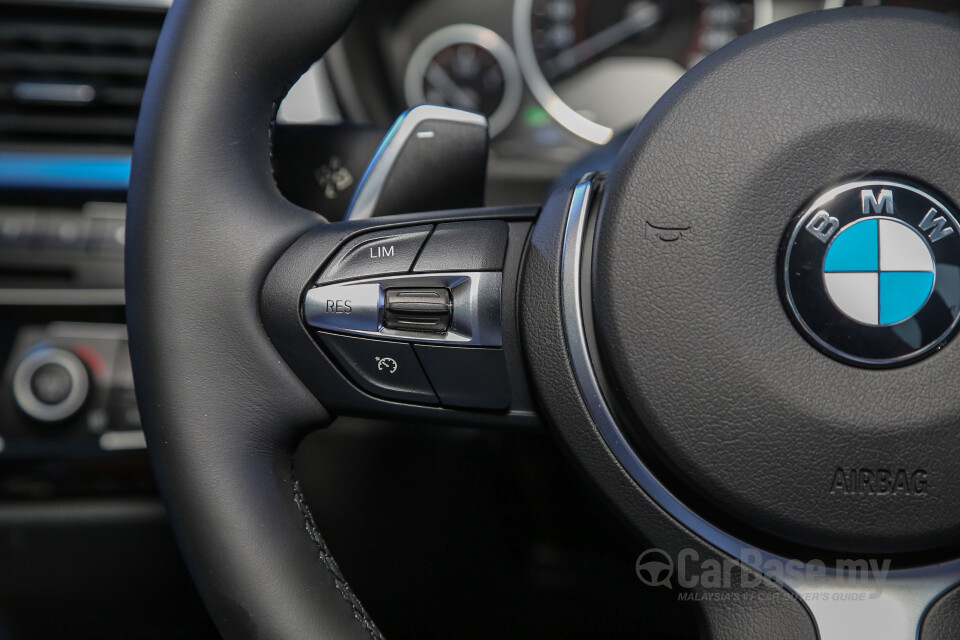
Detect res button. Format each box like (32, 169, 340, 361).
(304, 282, 383, 333)
(318, 225, 432, 283)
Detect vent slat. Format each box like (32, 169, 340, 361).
(0, 114, 138, 135)
(0, 52, 153, 76)
(0, 23, 161, 51)
(0, 82, 145, 108)
(0, 2, 165, 148)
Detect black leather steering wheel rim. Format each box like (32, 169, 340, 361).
(126, 1, 384, 638)
(123, 0, 823, 637)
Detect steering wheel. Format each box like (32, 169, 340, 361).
(126, 1, 960, 639)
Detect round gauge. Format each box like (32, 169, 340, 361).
(824, 0, 959, 13)
(404, 24, 523, 138)
(513, 0, 774, 144)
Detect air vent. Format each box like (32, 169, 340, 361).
(0, 2, 166, 148)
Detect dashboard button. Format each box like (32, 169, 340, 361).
(44, 216, 91, 251)
(88, 219, 126, 253)
(12, 347, 90, 422)
(414, 345, 510, 410)
(0, 214, 38, 248)
(304, 282, 383, 333)
(319, 333, 438, 405)
(30, 363, 74, 405)
(108, 388, 142, 431)
(319, 225, 433, 283)
(414, 220, 508, 272)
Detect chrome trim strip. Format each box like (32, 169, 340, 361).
(560, 174, 960, 639)
(305, 271, 502, 347)
(13, 82, 96, 105)
(19, 0, 173, 8)
(47, 321, 127, 341)
(0, 289, 124, 306)
(99, 430, 146, 451)
(345, 105, 488, 221)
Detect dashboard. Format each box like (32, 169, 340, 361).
(329, 0, 959, 195)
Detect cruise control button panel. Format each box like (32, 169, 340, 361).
(318, 225, 432, 283)
(292, 219, 535, 413)
(318, 333, 437, 405)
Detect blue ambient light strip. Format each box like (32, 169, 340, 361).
(0, 153, 131, 190)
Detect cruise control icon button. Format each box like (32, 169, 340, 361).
(318, 333, 437, 405)
(781, 179, 960, 367)
(375, 356, 398, 374)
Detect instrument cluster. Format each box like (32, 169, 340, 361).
(340, 0, 959, 170)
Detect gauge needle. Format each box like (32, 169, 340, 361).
(543, 1, 663, 80)
(425, 62, 479, 111)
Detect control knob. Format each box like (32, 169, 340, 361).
(12, 347, 90, 422)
